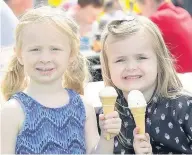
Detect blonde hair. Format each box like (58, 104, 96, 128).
(100, 15, 183, 150)
(1, 6, 89, 101)
(101, 15, 182, 99)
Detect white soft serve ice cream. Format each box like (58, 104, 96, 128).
(128, 90, 147, 108)
(99, 86, 118, 97)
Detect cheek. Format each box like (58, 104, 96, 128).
(56, 53, 71, 66)
(109, 63, 123, 83)
(140, 61, 158, 78)
(21, 54, 35, 66)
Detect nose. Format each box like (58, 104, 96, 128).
(125, 60, 137, 71)
(39, 50, 52, 64)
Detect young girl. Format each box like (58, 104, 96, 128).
(0, 6, 122, 154)
(100, 15, 192, 154)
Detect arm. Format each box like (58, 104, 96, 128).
(82, 97, 121, 154)
(0, 99, 24, 154)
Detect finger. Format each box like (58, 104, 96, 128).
(133, 127, 140, 136)
(106, 129, 120, 134)
(99, 114, 105, 128)
(104, 123, 121, 130)
(134, 134, 148, 142)
(139, 147, 152, 154)
(104, 117, 121, 125)
(99, 114, 105, 121)
(105, 111, 119, 119)
(145, 133, 150, 142)
(139, 141, 151, 148)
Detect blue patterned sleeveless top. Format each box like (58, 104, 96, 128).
(10, 89, 86, 154)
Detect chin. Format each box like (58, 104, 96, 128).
(122, 85, 143, 93)
(34, 77, 57, 84)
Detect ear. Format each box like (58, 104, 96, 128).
(14, 47, 23, 65)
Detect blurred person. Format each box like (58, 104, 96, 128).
(98, 0, 125, 31)
(136, 0, 192, 73)
(66, 0, 104, 36)
(4, 0, 33, 17)
(92, 0, 126, 52)
(0, 0, 18, 47)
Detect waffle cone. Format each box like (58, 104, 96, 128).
(100, 97, 116, 114)
(130, 106, 146, 134)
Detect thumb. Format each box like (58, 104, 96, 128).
(145, 133, 150, 142)
(133, 127, 140, 136)
(99, 114, 105, 121)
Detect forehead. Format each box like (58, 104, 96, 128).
(105, 31, 155, 56)
(21, 22, 70, 45)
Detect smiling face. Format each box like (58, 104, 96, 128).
(18, 22, 72, 84)
(105, 31, 158, 99)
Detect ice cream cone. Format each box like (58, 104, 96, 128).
(128, 90, 147, 134)
(99, 87, 118, 140)
(130, 107, 146, 134)
(100, 97, 116, 114)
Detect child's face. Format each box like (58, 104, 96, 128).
(105, 32, 158, 96)
(18, 22, 72, 84)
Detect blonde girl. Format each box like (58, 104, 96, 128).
(100, 15, 192, 154)
(0, 6, 121, 154)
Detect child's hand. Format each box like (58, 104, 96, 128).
(99, 111, 121, 139)
(133, 127, 152, 154)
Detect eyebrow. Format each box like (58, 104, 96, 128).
(114, 53, 149, 59)
(136, 53, 147, 56)
(115, 56, 126, 59)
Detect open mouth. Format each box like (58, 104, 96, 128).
(123, 75, 142, 80)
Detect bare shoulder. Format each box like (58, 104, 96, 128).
(1, 99, 23, 112)
(1, 99, 25, 154)
(80, 95, 96, 119)
(1, 99, 24, 127)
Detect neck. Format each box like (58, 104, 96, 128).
(25, 79, 64, 96)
